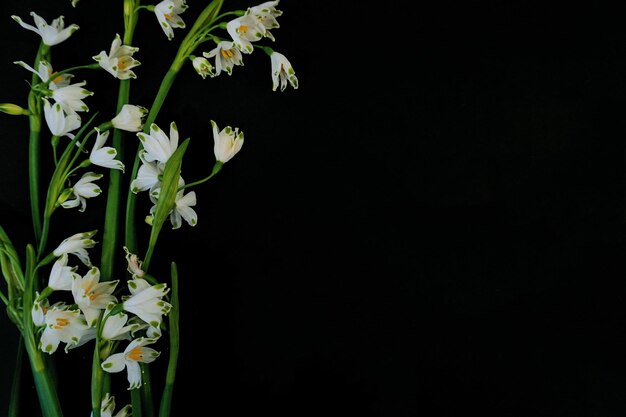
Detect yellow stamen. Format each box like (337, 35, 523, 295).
(127, 346, 144, 361)
(221, 49, 234, 60)
(164, 13, 173, 21)
(238, 25, 248, 34)
(54, 317, 70, 329)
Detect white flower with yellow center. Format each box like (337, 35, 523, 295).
(270, 51, 298, 92)
(32, 296, 50, 327)
(72, 267, 119, 326)
(61, 172, 103, 212)
(43, 98, 81, 138)
(90, 128, 125, 171)
(154, 0, 188, 40)
(93, 34, 141, 80)
(51, 81, 93, 115)
(101, 337, 160, 389)
(247, 1, 282, 41)
(48, 253, 79, 291)
(111, 104, 148, 132)
(226, 15, 266, 54)
(122, 278, 172, 327)
(12, 12, 79, 46)
(53, 230, 98, 267)
(203, 41, 244, 76)
(137, 122, 179, 165)
(212, 120, 244, 164)
(92, 393, 131, 417)
(40, 304, 95, 354)
(192, 56, 214, 79)
(14, 60, 73, 90)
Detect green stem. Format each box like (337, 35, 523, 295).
(178, 167, 220, 190)
(131, 388, 143, 417)
(140, 364, 155, 417)
(28, 43, 49, 244)
(159, 263, 179, 417)
(8, 339, 23, 417)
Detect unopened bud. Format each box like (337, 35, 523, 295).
(0, 103, 28, 116)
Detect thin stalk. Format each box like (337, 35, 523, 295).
(159, 263, 179, 417)
(8, 339, 23, 417)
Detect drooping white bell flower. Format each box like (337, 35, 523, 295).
(246, 1, 282, 41)
(93, 34, 141, 80)
(31, 296, 49, 327)
(111, 104, 148, 132)
(12, 12, 79, 46)
(192, 56, 214, 79)
(124, 247, 145, 279)
(43, 98, 81, 138)
(149, 177, 197, 229)
(122, 278, 172, 327)
(52, 230, 97, 267)
(72, 267, 119, 326)
(91, 393, 131, 417)
(40, 304, 95, 353)
(270, 51, 298, 92)
(51, 81, 93, 115)
(130, 153, 162, 194)
(61, 172, 103, 212)
(48, 253, 79, 291)
(211, 120, 244, 164)
(14, 60, 73, 90)
(101, 337, 160, 389)
(137, 122, 179, 165)
(102, 309, 139, 341)
(203, 41, 244, 76)
(90, 128, 125, 171)
(226, 15, 266, 54)
(154, 0, 188, 40)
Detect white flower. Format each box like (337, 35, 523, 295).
(192, 56, 214, 79)
(32, 296, 49, 327)
(90, 128, 125, 171)
(270, 51, 298, 92)
(226, 15, 266, 54)
(53, 230, 97, 267)
(40, 304, 95, 354)
(51, 81, 93, 114)
(43, 98, 81, 138)
(111, 104, 147, 132)
(101, 337, 160, 389)
(93, 34, 141, 80)
(102, 309, 139, 341)
(137, 122, 179, 165)
(212, 120, 244, 163)
(14, 60, 73, 90)
(48, 253, 79, 291)
(72, 267, 118, 326)
(124, 246, 145, 279)
(92, 393, 131, 417)
(247, 1, 282, 41)
(61, 172, 103, 212)
(130, 154, 162, 194)
(122, 278, 172, 327)
(154, 0, 188, 40)
(71, 0, 80, 7)
(12, 12, 79, 46)
(203, 41, 243, 76)
(150, 178, 197, 229)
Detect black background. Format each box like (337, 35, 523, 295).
(2, 1, 626, 416)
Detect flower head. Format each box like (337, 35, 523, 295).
(203, 41, 243, 76)
(92, 393, 131, 417)
(72, 267, 119, 326)
(53, 230, 98, 267)
(32, 296, 49, 327)
(137, 122, 179, 165)
(130, 154, 162, 194)
(154, 0, 188, 40)
(111, 104, 147, 132)
(226, 15, 266, 54)
(212, 120, 244, 164)
(247, 1, 282, 41)
(122, 278, 172, 327)
(101, 337, 160, 389)
(12, 12, 79, 46)
(43, 98, 81, 138)
(270, 51, 298, 92)
(93, 34, 141, 80)
(61, 172, 103, 212)
(124, 247, 145, 279)
(149, 178, 197, 229)
(48, 253, 79, 291)
(192, 56, 214, 79)
(90, 128, 125, 171)
(40, 304, 95, 353)
(14, 60, 73, 89)
(102, 309, 140, 341)
(51, 81, 93, 114)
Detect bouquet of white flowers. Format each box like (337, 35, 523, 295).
(0, 1, 298, 416)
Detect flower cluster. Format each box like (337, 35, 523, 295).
(0, 1, 298, 416)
